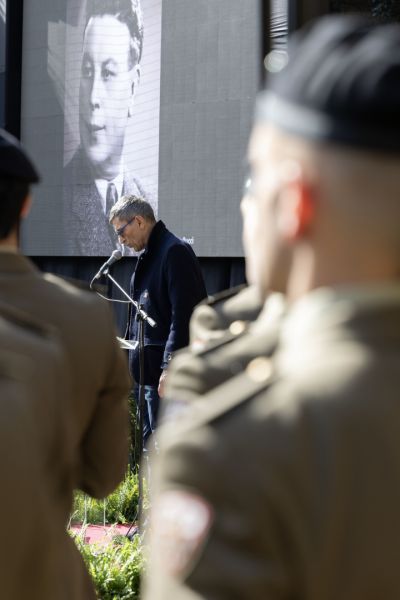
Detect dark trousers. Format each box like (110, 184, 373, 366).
(134, 383, 160, 449)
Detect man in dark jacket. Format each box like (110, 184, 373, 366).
(110, 195, 207, 444)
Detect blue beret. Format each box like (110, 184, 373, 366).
(0, 129, 40, 183)
(257, 15, 400, 153)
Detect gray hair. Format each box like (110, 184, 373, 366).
(109, 194, 156, 223)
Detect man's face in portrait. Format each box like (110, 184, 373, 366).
(79, 14, 140, 179)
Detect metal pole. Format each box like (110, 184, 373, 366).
(260, 0, 271, 86)
(5, 0, 23, 137)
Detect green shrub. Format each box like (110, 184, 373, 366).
(73, 532, 144, 599)
(71, 471, 139, 525)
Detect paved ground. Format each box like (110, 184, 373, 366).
(70, 523, 134, 545)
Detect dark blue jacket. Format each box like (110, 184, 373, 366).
(127, 220, 207, 385)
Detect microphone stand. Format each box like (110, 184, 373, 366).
(99, 266, 157, 536)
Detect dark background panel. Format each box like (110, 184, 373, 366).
(31, 255, 247, 334)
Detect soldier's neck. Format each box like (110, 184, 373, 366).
(0, 230, 18, 251)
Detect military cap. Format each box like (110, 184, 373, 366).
(0, 129, 40, 183)
(258, 15, 400, 153)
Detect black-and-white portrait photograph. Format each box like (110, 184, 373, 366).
(63, 0, 161, 256)
(20, 0, 260, 258)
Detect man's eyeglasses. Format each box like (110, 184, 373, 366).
(115, 216, 136, 237)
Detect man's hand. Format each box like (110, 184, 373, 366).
(158, 369, 168, 398)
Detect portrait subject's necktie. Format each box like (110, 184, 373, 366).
(106, 182, 118, 217)
(106, 182, 120, 250)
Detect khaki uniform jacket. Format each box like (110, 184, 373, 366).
(0, 303, 94, 599)
(0, 251, 131, 498)
(0, 253, 131, 597)
(189, 285, 263, 347)
(163, 287, 284, 410)
(144, 285, 400, 600)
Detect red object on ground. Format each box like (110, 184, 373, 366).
(70, 523, 133, 545)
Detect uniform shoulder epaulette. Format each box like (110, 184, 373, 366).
(203, 284, 247, 308)
(194, 321, 249, 357)
(179, 355, 278, 432)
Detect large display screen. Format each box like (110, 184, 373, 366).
(21, 0, 260, 257)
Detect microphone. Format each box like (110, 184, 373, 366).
(93, 249, 122, 280)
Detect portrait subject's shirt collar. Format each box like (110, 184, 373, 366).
(95, 169, 124, 214)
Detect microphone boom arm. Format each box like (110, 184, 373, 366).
(105, 271, 157, 329)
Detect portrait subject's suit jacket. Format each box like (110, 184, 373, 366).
(144, 284, 400, 600)
(63, 147, 155, 256)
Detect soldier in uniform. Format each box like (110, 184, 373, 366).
(0, 302, 94, 599)
(143, 15, 400, 600)
(0, 129, 131, 597)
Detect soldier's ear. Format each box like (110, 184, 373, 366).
(20, 194, 32, 219)
(128, 65, 141, 118)
(277, 165, 315, 242)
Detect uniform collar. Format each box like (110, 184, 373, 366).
(283, 283, 400, 342)
(0, 251, 39, 275)
(0, 245, 18, 253)
(280, 282, 400, 358)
